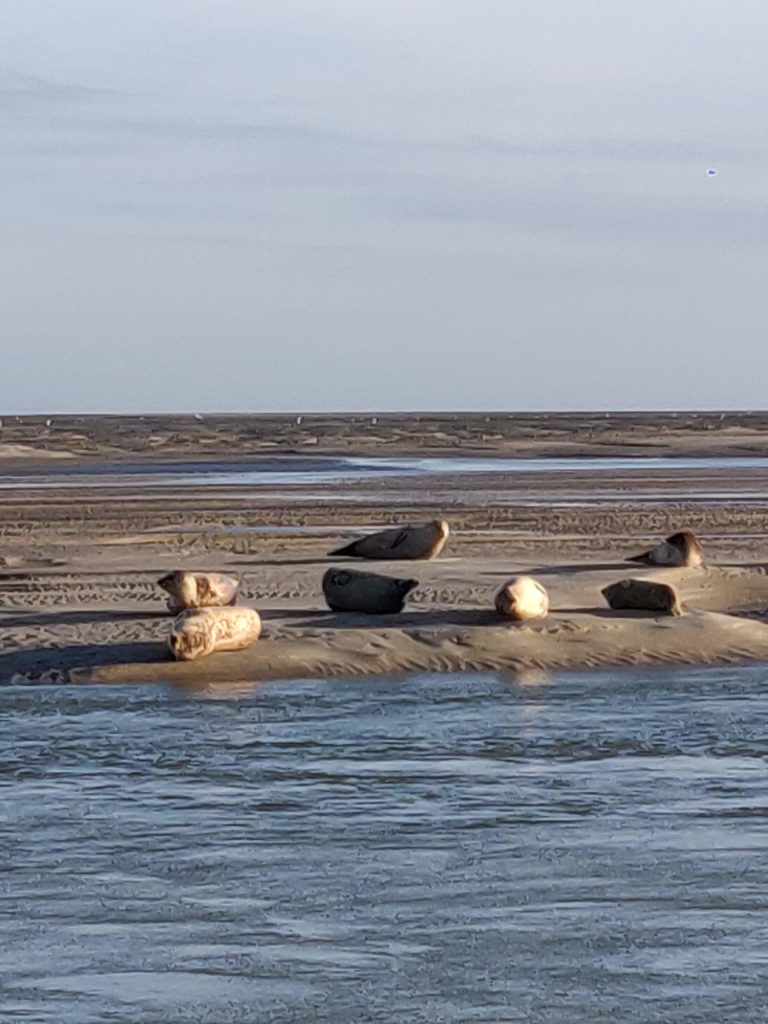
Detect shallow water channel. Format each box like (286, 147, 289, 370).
(3, 453, 768, 489)
(3, 665, 768, 1022)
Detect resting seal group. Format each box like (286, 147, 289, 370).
(155, 519, 706, 662)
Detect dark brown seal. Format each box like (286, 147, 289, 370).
(322, 567, 418, 614)
(329, 519, 449, 561)
(602, 579, 683, 616)
(627, 531, 704, 568)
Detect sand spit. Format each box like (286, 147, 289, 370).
(76, 607, 768, 690)
(1, 420, 768, 686)
(3, 561, 768, 687)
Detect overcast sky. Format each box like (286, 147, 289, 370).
(0, 0, 766, 412)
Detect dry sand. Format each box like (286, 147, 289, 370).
(1, 414, 768, 688)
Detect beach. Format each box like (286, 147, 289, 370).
(1, 413, 768, 687)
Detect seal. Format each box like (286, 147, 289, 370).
(626, 531, 704, 568)
(157, 570, 239, 614)
(494, 576, 550, 621)
(329, 519, 450, 561)
(168, 606, 262, 661)
(322, 567, 418, 614)
(602, 578, 683, 616)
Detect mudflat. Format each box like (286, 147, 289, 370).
(1, 413, 768, 687)
(4, 409, 768, 462)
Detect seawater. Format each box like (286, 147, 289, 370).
(3, 666, 768, 1022)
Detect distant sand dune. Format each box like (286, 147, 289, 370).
(0, 443, 74, 460)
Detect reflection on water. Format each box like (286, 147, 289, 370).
(3, 666, 768, 1023)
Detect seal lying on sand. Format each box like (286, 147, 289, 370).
(157, 570, 239, 614)
(168, 606, 262, 661)
(329, 519, 450, 561)
(627, 531, 704, 568)
(494, 576, 550, 621)
(322, 567, 418, 614)
(602, 579, 683, 616)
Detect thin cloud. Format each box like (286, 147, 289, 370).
(0, 71, 109, 105)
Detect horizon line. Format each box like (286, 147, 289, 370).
(0, 408, 765, 419)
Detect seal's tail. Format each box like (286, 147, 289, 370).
(625, 551, 651, 564)
(329, 540, 360, 557)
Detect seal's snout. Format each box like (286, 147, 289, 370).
(157, 572, 175, 592)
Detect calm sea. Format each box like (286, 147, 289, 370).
(3, 666, 768, 1022)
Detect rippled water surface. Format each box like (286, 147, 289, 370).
(4, 666, 768, 1022)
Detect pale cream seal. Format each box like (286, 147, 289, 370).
(168, 606, 262, 661)
(157, 570, 239, 614)
(494, 576, 550, 622)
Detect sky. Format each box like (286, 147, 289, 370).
(0, 0, 766, 413)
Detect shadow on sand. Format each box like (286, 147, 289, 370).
(1, 609, 167, 629)
(0, 640, 166, 682)
(239, 557, 331, 569)
(564, 606, 665, 619)
(487, 562, 633, 577)
(264, 607, 506, 631)
(264, 605, 658, 629)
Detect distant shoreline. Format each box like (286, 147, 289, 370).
(2, 410, 768, 465)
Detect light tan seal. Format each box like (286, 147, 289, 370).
(494, 576, 550, 621)
(602, 579, 683, 616)
(322, 567, 418, 614)
(168, 606, 262, 661)
(157, 570, 239, 614)
(627, 531, 704, 568)
(329, 519, 450, 561)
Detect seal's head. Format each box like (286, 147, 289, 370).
(167, 610, 213, 661)
(167, 628, 184, 659)
(434, 519, 450, 540)
(157, 570, 200, 611)
(422, 518, 450, 560)
(157, 570, 184, 594)
(666, 531, 705, 568)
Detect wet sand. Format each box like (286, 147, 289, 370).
(1, 414, 768, 685)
